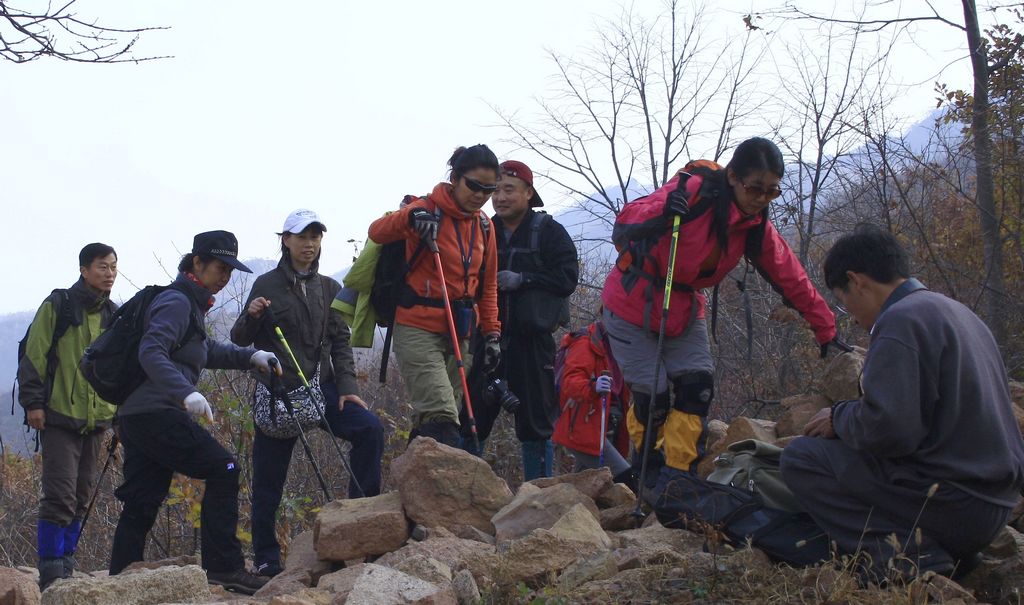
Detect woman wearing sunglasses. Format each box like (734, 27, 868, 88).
(600, 137, 838, 498)
(368, 144, 500, 446)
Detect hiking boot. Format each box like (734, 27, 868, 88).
(38, 557, 64, 591)
(253, 560, 283, 578)
(414, 421, 461, 448)
(206, 568, 269, 595)
(62, 553, 76, 578)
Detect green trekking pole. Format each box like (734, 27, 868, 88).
(264, 307, 365, 497)
(632, 213, 682, 520)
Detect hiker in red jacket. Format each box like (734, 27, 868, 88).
(551, 320, 635, 491)
(367, 145, 500, 446)
(601, 137, 839, 495)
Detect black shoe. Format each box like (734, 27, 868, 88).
(62, 553, 76, 579)
(415, 421, 461, 448)
(206, 568, 269, 595)
(38, 557, 64, 591)
(253, 560, 283, 578)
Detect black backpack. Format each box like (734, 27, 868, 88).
(13, 289, 78, 417)
(650, 467, 830, 567)
(80, 284, 201, 405)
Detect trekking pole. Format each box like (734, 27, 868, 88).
(597, 370, 611, 467)
(268, 358, 332, 503)
(426, 237, 480, 453)
(80, 432, 119, 535)
(632, 213, 683, 520)
(264, 308, 365, 497)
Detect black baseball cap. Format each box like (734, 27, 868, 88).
(192, 230, 252, 273)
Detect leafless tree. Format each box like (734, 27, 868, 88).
(1, 0, 166, 63)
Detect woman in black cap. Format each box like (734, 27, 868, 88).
(109, 230, 280, 595)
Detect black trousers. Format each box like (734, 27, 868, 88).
(781, 436, 1012, 581)
(251, 382, 384, 567)
(109, 409, 243, 575)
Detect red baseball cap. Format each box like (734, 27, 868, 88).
(499, 160, 544, 207)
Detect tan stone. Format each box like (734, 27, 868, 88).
(388, 555, 453, 585)
(314, 491, 410, 561)
(254, 568, 313, 599)
(491, 483, 600, 544)
(706, 419, 729, 447)
(549, 503, 613, 549)
(375, 538, 499, 584)
(529, 467, 613, 501)
(122, 555, 199, 574)
(598, 504, 640, 531)
(595, 482, 636, 509)
(697, 417, 777, 477)
(318, 563, 456, 605)
(267, 588, 333, 605)
(40, 565, 210, 605)
(616, 521, 707, 555)
(819, 348, 865, 403)
(283, 530, 334, 586)
(450, 524, 495, 546)
(0, 567, 40, 605)
(556, 551, 618, 591)
(391, 438, 513, 534)
(774, 394, 831, 438)
(451, 569, 480, 605)
(493, 529, 603, 588)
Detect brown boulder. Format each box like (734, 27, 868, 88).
(254, 568, 314, 599)
(493, 529, 604, 588)
(529, 467, 613, 501)
(387, 555, 453, 585)
(0, 567, 40, 605)
(819, 348, 865, 403)
(283, 530, 334, 586)
(707, 419, 729, 446)
(391, 437, 513, 535)
(595, 482, 636, 509)
(549, 503, 613, 549)
(121, 555, 199, 574)
(599, 504, 640, 531)
(774, 394, 831, 438)
(39, 565, 210, 605)
(375, 537, 499, 583)
(267, 588, 333, 605)
(318, 563, 456, 605)
(616, 519, 706, 554)
(314, 491, 410, 561)
(491, 483, 600, 544)
(697, 417, 777, 477)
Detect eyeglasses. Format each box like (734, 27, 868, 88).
(740, 180, 783, 200)
(462, 176, 497, 194)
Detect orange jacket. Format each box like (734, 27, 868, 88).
(368, 183, 500, 336)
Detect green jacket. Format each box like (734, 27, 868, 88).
(332, 239, 383, 348)
(17, 279, 118, 433)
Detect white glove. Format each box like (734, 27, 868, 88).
(594, 374, 613, 394)
(184, 392, 214, 423)
(250, 350, 281, 374)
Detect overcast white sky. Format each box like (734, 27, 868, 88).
(0, 0, 994, 314)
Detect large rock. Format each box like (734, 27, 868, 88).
(391, 438, 513, 534)
(267, 588, 333, 605)
(599, 504, 639, 531)
(595, 483, 636, 509)
(122, 555, 199, 574)
(388, 555, 453, 585)
(254, 568, 314, 599)
(529, 468, 613, 501)
(819, 348, 865, 403)
(314, 491, 410, 561)
(451, 569, 480, 605)
(706, 419, 729, 448)
(375, 537, 499, 584)
(556, 551, 618, 591)
(491, 483, 600, 543)
(774, 394, 831, 438)
(0, 567, 40, 605)
(548, 503, 612, 549)
(40, 565, 210, 605)
(697, 417, 777, 477)
(283, 530, 334, 586)
(318, 563, 456, 605)
(493, 529, 604, 588)
(616, 519, 707, 554)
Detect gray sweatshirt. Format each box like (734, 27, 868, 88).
(118, 274, 256, 416)
(832, 280, 1024, 507)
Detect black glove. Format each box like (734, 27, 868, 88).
(481, 335, 501, 374)
(409, 208, 439, 241)
(820, 337, 854, 359)
(664, 181, 689, 218)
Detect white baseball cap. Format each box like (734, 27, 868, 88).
(282, 209, 327, 234)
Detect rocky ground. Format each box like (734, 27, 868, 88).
(3, 350, 1023, 605)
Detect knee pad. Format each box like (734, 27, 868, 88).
(671, 371, 714, 416)
(631, 391, 671, 429)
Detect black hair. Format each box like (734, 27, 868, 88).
(177, 252, 217, 273)
(726, 137, 785, 180)
(79, 243, 117, 268)
(823, 224, 910, 290)
(448, 144, 499, 180)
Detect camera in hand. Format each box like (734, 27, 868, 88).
(484, 377, 520, 414)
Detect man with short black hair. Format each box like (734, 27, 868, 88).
(781, 226, 1024, 581)
(474, 160, 578, 479)
(19, 243, 119, 590)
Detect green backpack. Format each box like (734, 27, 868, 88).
(706, 439, 803, 513)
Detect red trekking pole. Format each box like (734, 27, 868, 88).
(426, 238, 480, 452)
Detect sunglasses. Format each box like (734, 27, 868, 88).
(740, 180, 783, 200)
(462, 176, 497, 194)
